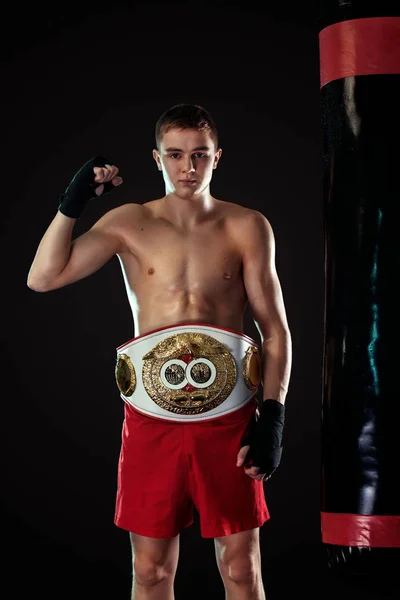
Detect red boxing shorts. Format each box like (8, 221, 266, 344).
(114, 397, 270, 538)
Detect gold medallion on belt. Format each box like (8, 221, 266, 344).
(142, 332, 237, 415)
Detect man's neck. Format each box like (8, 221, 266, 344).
(163, 190, 216, 228)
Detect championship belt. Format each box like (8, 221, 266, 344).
(115, 323, 262, 422)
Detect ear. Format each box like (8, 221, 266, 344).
(153, 149, 162, 171)
(213, 147, 222, 169)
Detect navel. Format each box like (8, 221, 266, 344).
(223, 272, 231, 280)
(148, 267, 155, 275)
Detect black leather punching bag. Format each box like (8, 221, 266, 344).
(318, 0, 400, 584)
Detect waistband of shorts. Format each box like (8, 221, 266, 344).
(115, 322, 262, 423)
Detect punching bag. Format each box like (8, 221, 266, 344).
(318, 0, 400, 583)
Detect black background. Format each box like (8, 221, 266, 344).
(2, 2, 393, 599)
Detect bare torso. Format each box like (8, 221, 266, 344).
(114, 198, 252, 337)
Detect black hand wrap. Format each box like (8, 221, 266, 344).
(58, 156, 116, 219)
(241, 399, 285, 479)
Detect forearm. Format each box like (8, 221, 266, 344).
(27, 211, 76, 291)
(260, 329, 292, 404)
(241, 330, 290, 477)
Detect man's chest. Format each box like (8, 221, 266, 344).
(120, 222, 243, 289)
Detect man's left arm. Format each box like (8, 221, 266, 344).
(236, 211, 292, 481)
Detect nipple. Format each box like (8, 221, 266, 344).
(148, 267, 155, 275)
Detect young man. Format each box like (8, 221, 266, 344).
(27, 104, 292, 600)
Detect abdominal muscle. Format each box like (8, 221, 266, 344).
(117, 260, 248, 337)
(136, 287, 246, 336)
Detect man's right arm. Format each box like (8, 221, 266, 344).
(27, 157, 125, 292)
(27, 209, 126, 292)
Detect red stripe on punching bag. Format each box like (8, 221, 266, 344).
(319, 17, 400, 87)
(321, 512, 400, 547)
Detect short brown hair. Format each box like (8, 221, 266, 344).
(155, 104, 218, 149)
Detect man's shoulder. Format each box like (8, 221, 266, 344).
(217, 203, 273, 252)
(100, 201, 153, 221)
(91, 203, 148, 234)
(219, 201, 270, 229)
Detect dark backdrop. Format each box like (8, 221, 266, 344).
(1, 2, 326, 598)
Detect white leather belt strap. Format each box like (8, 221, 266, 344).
(115, 323, 262, 422)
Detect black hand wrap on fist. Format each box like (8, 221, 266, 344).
(58, 156, 116, 219)
(241, 399, 285, 479)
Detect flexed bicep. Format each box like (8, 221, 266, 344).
(28, 208, 126, 292)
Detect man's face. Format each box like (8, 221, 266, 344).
(153, 128, 222, 199)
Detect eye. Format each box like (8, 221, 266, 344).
(193, 153, 207, 159)
(169, 153, 180, 159)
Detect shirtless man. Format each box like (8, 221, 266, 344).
(27, 104, 292, 600)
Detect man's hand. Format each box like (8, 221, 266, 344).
(236, 399, 285, 482)
(236, 445, 270, 481)
(58, 156, 123, 219)
(93, 163, 123, 196)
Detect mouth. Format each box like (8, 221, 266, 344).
(179, 180, 197, 185)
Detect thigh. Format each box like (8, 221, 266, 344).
(186, 401, 270, 538)
(215, 529, 266, 598)
(214, 528, 261, 574)
(214, 528, 261, 562)
(114, 403, 194, 537)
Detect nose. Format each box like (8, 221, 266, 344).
(182, 157, 195, 174)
